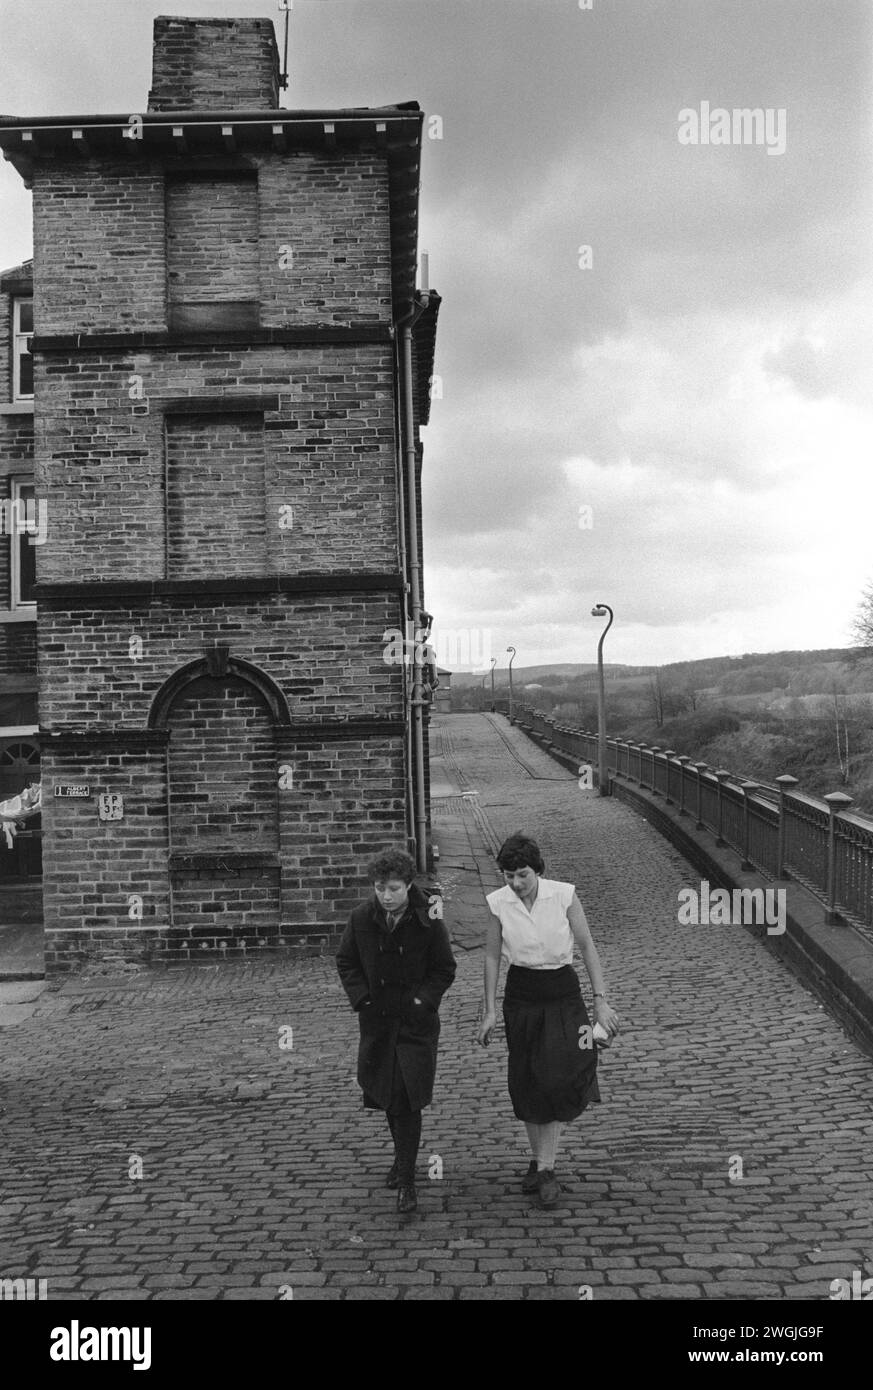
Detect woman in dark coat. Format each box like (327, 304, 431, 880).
(336, 847, 456, 1213)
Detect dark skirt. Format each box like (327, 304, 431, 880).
(502, 964, 602, 1123)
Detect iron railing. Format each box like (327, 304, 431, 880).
(490, 699, 870, 932)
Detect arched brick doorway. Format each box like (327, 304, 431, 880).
(150, 651, 289, 952)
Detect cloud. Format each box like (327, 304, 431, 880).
(0, 0, 870, 667)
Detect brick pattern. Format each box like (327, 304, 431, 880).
(33, 346, 396, 583)
(36, 593, 404, 729)
(32, 163, 167, 334)
(167, 676, 278, 853)
(257, 155, 392, 326)
(166, 414, 267, 577)
(148, 17, 281, 113)
(30, 156, 392, 335)
(18, 24, 427, 965)
(40, 729, 407, 971)
(167, 177, 259, 305)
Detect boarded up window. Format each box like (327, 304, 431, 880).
(166, 175, 259, 329)
(166, 413, 266, 576)
(167, 676, 278, 855)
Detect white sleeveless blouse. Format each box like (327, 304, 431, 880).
(485, 877, 578, 968)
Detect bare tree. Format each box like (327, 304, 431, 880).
(851, 580, 873, 647)
(648, 670, 664, 728)
(832, 683, 851, 785)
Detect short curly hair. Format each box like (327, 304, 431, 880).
(366, 847, 417, 885)
(496, 833, 544, 874)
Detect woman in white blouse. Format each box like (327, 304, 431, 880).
(477, 832, 619, 1208)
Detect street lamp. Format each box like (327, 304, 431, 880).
(591, 603, 614, 796)
(489, 656, 497, 710)
(506, 646, 516, 722)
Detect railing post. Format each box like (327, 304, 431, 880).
(824, 791, 854, 925)
(663, 750, 676, 805)
(740, 781, 758, 870)
(650, 747, 662, 796)
(715, 770, 730, 846)
(617, 740, 627, 779)
(775, 773, 800, 880)
(677, 756, 691, 817)
(638, 746, 649, 790)
(693, 762, 707, 830)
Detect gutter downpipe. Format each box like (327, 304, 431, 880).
(395, 291, 430, 874)
(392, 315, 414, 849)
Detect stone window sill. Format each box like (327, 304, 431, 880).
(0, 609, 37, 623)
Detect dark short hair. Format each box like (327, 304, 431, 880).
(496, 833, 544, 874)
(366, 847, 417, 885)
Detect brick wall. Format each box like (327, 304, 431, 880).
(0, 288, 11, 399)
(167, 175, 259, 305)
(166, 413, 267, 577)
(167, 675, 279, 853)
(148, 16, 281, 114)
(41, 729, 407, 973)
(32, 164, 167, 334)
(33, 345, 397, 583)
(24, 30, 426, 967)
(36, 593, 403, 729)
(31, 155, 392, 334)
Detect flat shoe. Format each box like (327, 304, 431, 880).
(537, 1169, 560, 1208)
(521, 1161, 540, 1194)
(397, 1184, 417, 1214)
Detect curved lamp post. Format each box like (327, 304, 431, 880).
(591, 603, 614, 796)
(506, 646, 516, 722)
(489, 656, 497, 710)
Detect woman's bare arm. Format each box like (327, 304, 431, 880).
(478, 913, 503, 1044)
(567, 893, 620, 1035)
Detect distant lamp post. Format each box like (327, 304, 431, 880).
(489, 656, 497, 711)
(506, 646, 516, 722)
(591, 603, 614, 796)
(480, 672, 488, 711)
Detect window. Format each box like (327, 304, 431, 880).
(13, 298, 33, 400)
(8, 477, 37, 609)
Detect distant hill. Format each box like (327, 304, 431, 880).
(448, 649, 865, 688)
(451, 661, 648, 688)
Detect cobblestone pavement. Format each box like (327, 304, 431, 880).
(1, 712, 872, 1301)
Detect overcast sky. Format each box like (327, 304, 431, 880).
(1, 0, 871, 668)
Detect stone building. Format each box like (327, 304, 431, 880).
(0, 15, 440, 972)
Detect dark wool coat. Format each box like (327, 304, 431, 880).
(336, 883, 457, 1113)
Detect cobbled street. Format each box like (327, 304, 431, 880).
(2, 713, 873, 1300)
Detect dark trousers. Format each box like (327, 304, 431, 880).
(387, 1110, 422, 1184)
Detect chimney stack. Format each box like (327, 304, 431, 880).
(148, 16, 281, 112)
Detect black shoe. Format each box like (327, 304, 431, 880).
(521, 1160, 540, 1194)
(537, 1169, 560, 1208)
(386, 1161, 399, 1189)
(397, 1183, 417, 1214)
